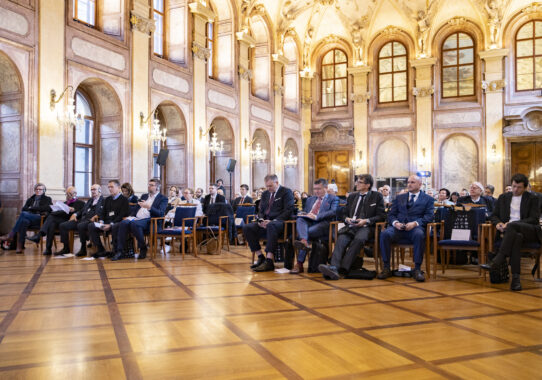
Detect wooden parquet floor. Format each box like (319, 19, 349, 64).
(0, 244, 541, 379)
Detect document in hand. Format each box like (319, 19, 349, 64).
(50, 201, 70, 214)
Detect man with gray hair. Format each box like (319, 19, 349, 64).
(457, 181, 494, 213)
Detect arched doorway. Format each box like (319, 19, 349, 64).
(440, 135, 478, 191)
(283, 138, 299, 191)
(251, 128, 271, 191)
(209, 117, 234, 200)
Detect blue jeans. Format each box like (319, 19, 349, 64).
(12, 211, 42, 244)
(116, 218, 150, 251)
(296, 217, 329, 263)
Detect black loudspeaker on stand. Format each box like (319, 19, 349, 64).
(226, 159, 236, 202)
(156, 149, 169, 166)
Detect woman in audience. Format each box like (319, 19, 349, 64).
(460, 188, 469, 197)
(450, 191, 460, 205)
(436, 188, 454, 206)
(167, 186, 182, 208)
(301, 191, 309, 209)
(121, 183, 138, 214)
(254, 188, 264, 213)
(293, 190, 303, 211)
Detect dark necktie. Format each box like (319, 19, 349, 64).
(265, 192, 275, 216)
(407, 194, 416, 208)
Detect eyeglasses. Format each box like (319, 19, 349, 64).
(35, 188, 44, 191)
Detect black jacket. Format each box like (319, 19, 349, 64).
(77, 196, 104, 221)
(339, 191, 386, 234)
(232, 195, 253, 212)
(258, 185, 295, 221)
(22, 194, 53, 214)
(130, 193, 168, 218)
(100, 194, 130, 224)
(490, 191, 542, 242)
(202, 193, 226, 214)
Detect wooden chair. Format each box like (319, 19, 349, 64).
(152, 206, 198, 259)
(246, 217, 296, 263)
(234, 204, 256, 245)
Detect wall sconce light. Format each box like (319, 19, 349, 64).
(351, 150, 364, 169)
(140, 108, 167, 143)
(50, 85, 84, 129)
(244, 137, 256, 150)
(199, 125, 214, 141)
(284, 151, 298, 167)
(489, 143, 500, 163)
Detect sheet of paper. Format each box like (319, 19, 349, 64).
(80, 257, 95, 261)
(51, 201, 70, 214)
(451, 229, 471, 241)
(398, 264, 411, 272)
(274, 268, 290, 274)
(235, 217, 244, 226)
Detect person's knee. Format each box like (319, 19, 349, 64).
(412, 228, 425, 241)
(352, 237, 367, 247)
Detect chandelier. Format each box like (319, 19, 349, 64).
(351, 150, 364, 169)
(149, 117, 166, 143)
(209, 132, 224, 154)
(251, 143, 267, 162)
(283, 151, 298, 167)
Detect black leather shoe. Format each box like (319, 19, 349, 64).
(510, 274, 522, 291)
(250, 256, 265, 269)
(26, 234, 41, 245)
(377, 267, 392, 279)
(294, 240, 311, 254)
(92, 251, 107, 259)
(138, 248, 147, 260)
(42, 250, 52, 256)
(412, 269, 425, 282)
(54, 248, 70, 256)
(110, 251, 123, 261)
(319, 264, 340, 280)
(253, 260, 275, 272)
(75, 249, 87, 257)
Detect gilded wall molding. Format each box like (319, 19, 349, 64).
(192, 41, 211, 61)
(301, 96, 313, 106)
(351, 92, 370, 103)
(238, 64, 253, 80)
(481, 79, 506, 93)
(521, 2, 542, 14)
(130, 11, 155, 35)
(447, 17, 467, 26)
(412, 86, 434, 97)
(273, 83, 284, 96)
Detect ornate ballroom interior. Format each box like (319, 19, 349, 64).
(0, 0, 541, 379)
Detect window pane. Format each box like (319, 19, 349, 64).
(517, 73, 534, 90)
(322, 93, 333, 107)
(75, 146, 92, 172)
(459, 65, 474, 81)
(458, 48, 474, 64)
(76, 0, 96, 26)
(335, 63, 347, 78)
(154, 0, 164, 13)
(75, 119, 93, 145)
(322, 51, 334, 64)
(459, 80, 474, 96)
(75, 93, 92, 118)
(207, 22, 213, 39)
(335, 91, 347, 106)
(75, 172, 91, 198)
(393, 56, 406, 71)
(335, 79, 346, 93)
(536, 73, 542, 89)
(536, 38, 542, 55)
(443, 35, 457, 50)
(443, 50, 457, 66)
(322, 65, 334, 79)
(517, 23, 533, 39)
(394, 72, 407, 87)
(536, 57, 542, 74)
(517, 40, 533, 57)
(517, 57, 534, 74)
(443, 82, 457, 97)
(379, 58, 392, 73)
(334, 50, 346, 63)
(394, 86, 407, 101)
(322, 80, 334, 94)
(153, 157, 160, 178)
(458, 33, 473, 48)
(393, 42, 406, 55)
(536, 21, 542, 37)
(154, 13, 164, 55)
(379, 73, 392, 88)
(379, 43, 392, 58)
(443, 67, 458, 82)
(379, 88, 392, 102)
(153, 140, 161, 154)
(208, 46, 213, 77)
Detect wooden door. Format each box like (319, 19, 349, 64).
(314, 150, 351, 195)
(511, 141, 542, 192)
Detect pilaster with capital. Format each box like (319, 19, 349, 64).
(300, 71, 313, 191)
(272, 53, 288, 179)
(480, 48, 508, 194)
(348, 66, 371, 174)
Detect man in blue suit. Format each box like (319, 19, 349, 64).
(292, 178, 339, 274)
(112, 178, 168, 261)
(378, 175, 434, 281)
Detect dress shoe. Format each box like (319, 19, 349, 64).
(250, 255, 265, 269)
(318, 264, 340, 280)
(54, 248, 70, 256)
(510, 274, 522, 291)
(42, 250, 52, 256)
(75, 249, 87, 257)
(289, 262, 304, 274)
(138, 248, 147, 260)
(377, 267, 392, 279)
(253, 259, 274, 272)
(92, 251, 107, 259)
(480, 253, 506, 271)
(294, 240, 311, 254)
(412, 269, 425, 282)
(110, 251, 123, 261)
(26, 234, 41, 245)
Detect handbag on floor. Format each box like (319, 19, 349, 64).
(488, 252, 509, 284)
(308, 240, 328, 273)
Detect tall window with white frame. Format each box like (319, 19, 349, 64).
(152, 111, 166, 183)
(378, 41, 407, 103)
(516, 20, 542, 91)
(321, 49, 348, 108)
(74, 91, 95, 198)
(206, 19, 215, 78)
(73, 0, 96, 27)
(153, 0, 165, 57)
(442, 32, 475, 98)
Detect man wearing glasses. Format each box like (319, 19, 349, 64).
(0, 183, 52, 254)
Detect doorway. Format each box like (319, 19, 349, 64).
(511, 141, 542, 192)
(314, 150, 351, 195)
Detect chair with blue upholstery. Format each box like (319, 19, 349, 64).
(197, 202, 233, 254)
(234, 204, 256, 245)
(152, 206, 198, 259)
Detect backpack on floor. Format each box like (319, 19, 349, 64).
(308, 240, 328, 273)
(488, 252, 509, 284)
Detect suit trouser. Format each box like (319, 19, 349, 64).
(88, 223, 122, 252)
(296, 218, 329, 263)
(243, 220, 284, 255)
(114, 218, 150, 251)
(11, 211, 41, 244)
(59, 219, 92, 249)
(380, 226, 426, 267)
(498, 222, 540, 274)
(331, 227, 371, 271)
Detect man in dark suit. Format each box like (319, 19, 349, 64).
(292, 178, 339, 274)
(481, 174, 542, 291)
(111, 178, 168, 261)
(457, 182, 494, 214)
(232, 184, 253, 212)
(57, 184, 104, 257)
(319, 174, 385, 280)
(0, 183, 52, 253)
(243, 174, 295, 272)
(378, 175, 435, 282)
(202, 184, 226, 214)
(216, 179, 226, 194)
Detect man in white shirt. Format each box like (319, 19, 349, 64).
(380, 185, 391, 206)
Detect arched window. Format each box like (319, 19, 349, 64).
(321, 49, 348, 108)
(153, 0, 165, 57)
(442, 32, 474, 98)
(206, 19, 215, 78)
(73, 0, 96, 27)
(74, 91, 95, 198)
(516, 20, 542, 91)
(378, 41, 407, 103)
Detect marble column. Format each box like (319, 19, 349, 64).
(300, 71, 313, 191)
(480, 49, 508, 194)
(347, 66, 371, 174)
(38, 0, 65, 199)
(272, 53, 288, 180)
(411, 57, 437, 184)
(236, 32, 255, 187)
(130, 0, 153, 193)
(189, 2, 215, 191)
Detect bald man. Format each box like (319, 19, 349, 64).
(27, 186, 85, 255)
(378, 175, 435, 282)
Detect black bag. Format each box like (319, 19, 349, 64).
(1, 233, 17, 250)
(345, 268, 376, 280)
(350, 255, 364, 271)
(488, 252, 509, 284)
(284, 239, 294, 270)
(308, 240, 328, 273)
